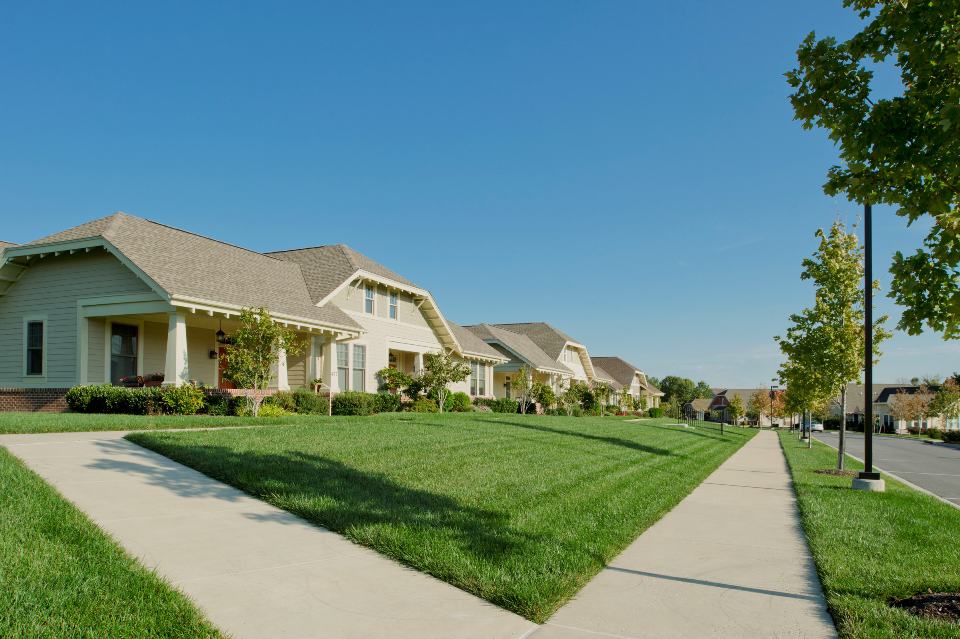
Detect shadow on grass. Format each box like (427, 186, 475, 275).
(643, 422, 734, 444)
(111, 436, 535, 562)
(497, 420, 676, 456)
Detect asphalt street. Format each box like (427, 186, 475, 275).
(813, 431, 960, 506)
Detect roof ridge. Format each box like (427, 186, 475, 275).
(117, 213, 287, 262)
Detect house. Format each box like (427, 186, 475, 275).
(489, 322, 597, 383)
(590, 356, 663, 409)
(464, 323, 573, 399)
(709, 388, 792, 426)
(266, 244, 506, 396)
(0, 213, 505, 409)
(590, 363, 621, 406)
(833, 383, 960, 433)
(684, 397, 712, 420)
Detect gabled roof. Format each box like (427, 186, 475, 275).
(18, 212, 362, 332)
(687, 398, 713, 412)
(591, 364, 621, 389)
(0, 241, 17, 249)
(491, 322, 581, 361)
(590, 356, 645, 388)
(448, 323, 509, 363)
(267, 244, 415, 304)
(465, 324, 572, 375)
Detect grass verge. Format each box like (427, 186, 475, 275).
(129, 413, 754, 622)
(778, 431, 960, 638)
(0, 446, 224, 638)
(0, 411, 309, 434)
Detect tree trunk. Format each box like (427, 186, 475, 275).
(837, 389, 847, 470)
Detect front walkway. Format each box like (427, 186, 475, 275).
(0, 430, 536, 639)
(531, 429, 837, 638)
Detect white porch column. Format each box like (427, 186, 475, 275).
(414, 352, 424, 376)
(325, 336, 340, 393)
(163, 312, 189, 386)
(276, 347, 290, 391)
(307, 336, 321, 386)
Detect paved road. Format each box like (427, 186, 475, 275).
(813, 431, 960, 506)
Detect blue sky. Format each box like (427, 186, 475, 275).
(1, 2, 954, 387)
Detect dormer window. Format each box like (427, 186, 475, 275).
(364, 286, 375, 314)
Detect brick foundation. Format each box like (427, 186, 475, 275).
(0, 388, 71, 413)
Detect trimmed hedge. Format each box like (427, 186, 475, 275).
(66, 384, 204, 415)
(942, 430, 960, 443)
(373, 392, 402, 414)
(474, 397, 519, 414)
(412, 398, 439, 413)
(647, 407, 663, 418)
(444, 392, 472, 413)
(331, 391, 376, 416)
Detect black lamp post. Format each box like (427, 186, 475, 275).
(855, 202, 884, 490)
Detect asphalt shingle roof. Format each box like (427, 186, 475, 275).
(490, 322, 580, 361)
(465, 324, 572, 374)
(590, 356, 644, 388)
(267, 244, 416, 303)
(448, 323, 508, 362)
(24, 212, 362, 331)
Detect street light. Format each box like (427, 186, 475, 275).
(853, 201, 884, 492)
(770, 379, 779, 429)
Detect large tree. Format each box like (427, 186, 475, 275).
(658, 376, 703, 406)
(775, 222, 890, 469)
(787, 1, 960, 337)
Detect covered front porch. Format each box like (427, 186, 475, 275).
(78, 294, 357, 390)
(491, 364, 566, 400)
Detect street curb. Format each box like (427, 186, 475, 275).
(812, 435, 960, 511)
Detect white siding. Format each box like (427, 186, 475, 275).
(0, 251, 152, 387)
(562, 347, 589, 381)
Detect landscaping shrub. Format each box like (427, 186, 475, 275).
(444, 392, 472, 413)
(472, 404, 492, 413)
(571, 407, 583, 417)
(292, 389, 328, 415)
(229, 395, 251, 416)
(491, 398, 519, 414)
(648, 407, 663, 418)
(158, 385, 205, 415)
(925, 427, 943, 440)
(373, 392, 402, 414)
(264, 391, 297, 412)
(66, 385, 161, 415)
(257, 403, 288, 417)
(204, 395, 230, 416)
(332, 391, 376, 416)
(942, 430, 960, 443)
(545, 407, 566, 416)
(412, 397, 439, 413)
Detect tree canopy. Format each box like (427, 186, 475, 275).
(787, 1, 960, 337)
(658, 376, 712, 405)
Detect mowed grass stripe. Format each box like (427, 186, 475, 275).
(0, 447, 224, 639)
(130, 414, 754, 622)
(778, 432, 960, 639)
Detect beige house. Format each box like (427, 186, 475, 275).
(488, 322, 597, 384)
(0, 213, 504, 398)
(590, 356, 663, 409)
(464, 323, 573, 399)
(833, 383, 960, 433)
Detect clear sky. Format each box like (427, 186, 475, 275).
(1, 2, 954, 387)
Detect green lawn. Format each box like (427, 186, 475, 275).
(129, 413, 754, 622)
(0, 447, 224, 638)
(0, 411, 309, 434)
(778, 432, 960, 638)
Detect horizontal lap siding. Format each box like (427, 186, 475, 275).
(0, 251, 152, 388)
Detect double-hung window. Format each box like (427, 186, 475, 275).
(25, 320, 45, 376)
(389, 292, 398, 319)
(110, 323, 139, 384)
(352, 345, 366, 392)
(470, 362, 478, 395)
(337, 343, 349, 390)
(470, 362, 486, 396)
(364, 286, 375, 314)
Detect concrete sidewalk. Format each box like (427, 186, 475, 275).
(0, 430, 536, 639)
(531, 430, 836, 638)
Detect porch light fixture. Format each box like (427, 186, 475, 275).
(216, 320, 226, 345)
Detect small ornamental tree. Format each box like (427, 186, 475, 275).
(223, 307, 306, 416)
(592, 380, 612, 414)
(418, 352, 470, 414)
(889, 390, 923, 431)
(619, 387, 632, 411)
(748, 392, 769, 427)
(377, 367, 412, 395)
(727, 395, 745, 426)
(513, 365, 535, 414)
(931, 378, 960, 430)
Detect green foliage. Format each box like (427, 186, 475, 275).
(444, 392, 472, 413)
(647, 407, 663, 418)
(942, 430, 960, 444)
(291, 389, 328, 415)
(221, 307, 306, 415)
(412, 397, 439, 413)
(262, 391, 296, 412)
(532, 381, 555, 409)
(417, 352, 470, 413)
(159, 385, 205, 416)
(331, 391, 377, 416)
(726, 395, 745, 424)
(475, 397, 519, 414)
(373, 392, 402, 414)
(257, 403, 288, 417)
(203, 395, 230, 416)
(657, 376, 704, 405)
(787, 3, 960, 338)
(377, 367, 413, 394)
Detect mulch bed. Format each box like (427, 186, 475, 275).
(890, 592, 960, 623)
(813, 468, 857, 477)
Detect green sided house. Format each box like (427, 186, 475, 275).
(590, 356, 663, 409)
(0, 212, 505, 410)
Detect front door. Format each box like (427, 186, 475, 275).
(218, 347, 235, 389)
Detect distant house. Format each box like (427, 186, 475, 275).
(684, 397, 712, 420)
(834, 383, 960, 433)
(464, 323, 573, 399)
(590, 356, 663, 409)
(709, 388, 793, 426)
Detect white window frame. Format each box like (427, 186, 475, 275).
(23, 315, 48, 379)
(364, 286, 375, 315)
(104, 319, 145, 384)
(470, 361, 478, 396)
(389, 292, 398, 320)
(337, 343, 350, 390)
(352, 344, 366, 392)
